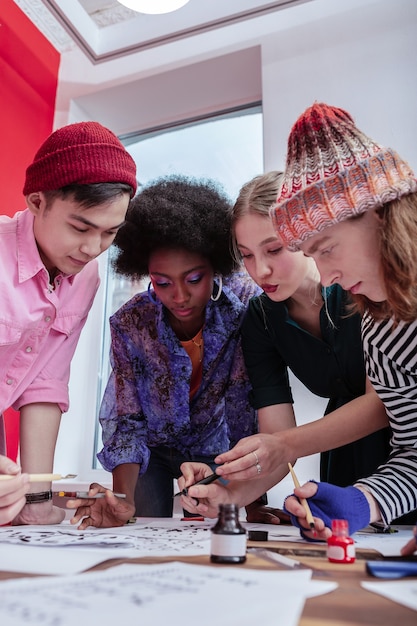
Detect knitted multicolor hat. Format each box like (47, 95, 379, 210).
(272, 103, 417, 251)
(23, 121, 137, 197)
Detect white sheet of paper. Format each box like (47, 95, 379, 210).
(245, 523, 417, 556)
(244, 522, 305, 541)
(246, 524, 417, 557)
(0, 519, 212, 558)
(0, 519, 213, 574)
(0, 562, 336, 626)
(0, 519, 309, 576)
(0, 543, 134, 575)
(1, 519, 412, 576)
(353, 528, 414, 556)
(361, 579, 417, 612)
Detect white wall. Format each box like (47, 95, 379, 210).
(261, 0, 417, 172)
(54, 0, 417, 507)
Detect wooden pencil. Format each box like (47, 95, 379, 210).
(288, 462, 315, 529)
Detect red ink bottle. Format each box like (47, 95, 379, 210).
(210, 503, 247, 564)
(327, 519, 356, 563)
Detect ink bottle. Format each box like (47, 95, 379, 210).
(327, 519, 356, 563)
(210, 503, 247, 563)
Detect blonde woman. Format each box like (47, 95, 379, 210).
(230, 170, 391, 490)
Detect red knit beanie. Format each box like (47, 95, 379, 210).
(23, 121, 137, 197)
(272, 103, 417, 251)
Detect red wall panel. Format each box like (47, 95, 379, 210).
(0, 0, 60, 460)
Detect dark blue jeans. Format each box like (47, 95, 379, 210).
(134, 446, 218, 517)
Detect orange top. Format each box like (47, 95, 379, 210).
(181, 328, 204, 398)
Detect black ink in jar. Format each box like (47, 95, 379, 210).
(210, 503, 247, 563)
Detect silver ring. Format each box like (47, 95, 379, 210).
(252, 451, 259, 465)
(256, 463, 262, 474)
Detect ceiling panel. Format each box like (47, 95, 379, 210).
(15, 0, 313, 63)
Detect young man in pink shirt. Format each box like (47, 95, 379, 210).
(0, 121, 137, 525)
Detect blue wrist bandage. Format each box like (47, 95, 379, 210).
(283, 481, 371, 540)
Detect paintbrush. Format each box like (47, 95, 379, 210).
(288, 463, 315, 530)
(53, 491, 126, 499)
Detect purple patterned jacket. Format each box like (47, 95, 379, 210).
(97, 272, 261, 474)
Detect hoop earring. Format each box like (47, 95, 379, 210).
(147, 281, 158, 304)
(211, 276, 223, 302)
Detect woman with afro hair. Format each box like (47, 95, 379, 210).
(69, 175, 272, 527)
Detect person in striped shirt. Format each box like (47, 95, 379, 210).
(271, 102, 417, 541)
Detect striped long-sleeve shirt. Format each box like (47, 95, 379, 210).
(356, 314, 417, 524)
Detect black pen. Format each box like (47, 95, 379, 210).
(173, 472, 221, 497)
(369, 522, 398, 534)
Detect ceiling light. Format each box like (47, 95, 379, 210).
(117, 0, 191, 14)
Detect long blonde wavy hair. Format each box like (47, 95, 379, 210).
(349, 192, 417, 323)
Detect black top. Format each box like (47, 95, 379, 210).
(241, 285, 392, 487)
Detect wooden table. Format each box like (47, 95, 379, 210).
(262, 540, 417, 626)
(0, 539, 416, 625)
